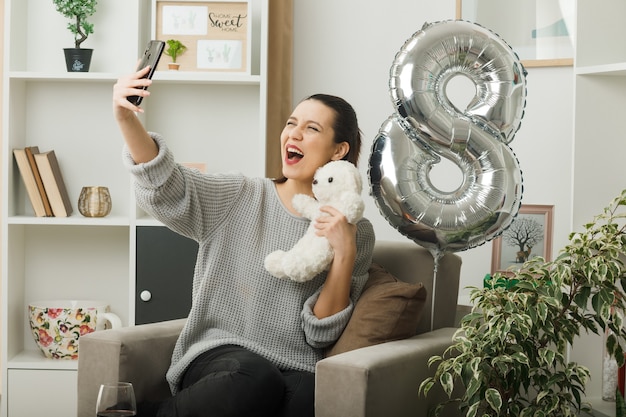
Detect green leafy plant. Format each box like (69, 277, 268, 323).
(52, 0, 98, 48)
(420, 189, 626, 417)
(164, 39, 187, 63)
(618, 389, 626, 417)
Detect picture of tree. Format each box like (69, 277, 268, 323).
(501, 216, 544, 263)
(491, 204, 554, 273)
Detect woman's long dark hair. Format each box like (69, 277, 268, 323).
(274, 93, 363, 183)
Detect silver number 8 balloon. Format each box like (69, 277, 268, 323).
(369, 20, 527, 257)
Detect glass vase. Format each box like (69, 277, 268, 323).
(78, 186, 112, 218)
(603, 328, 618, 402)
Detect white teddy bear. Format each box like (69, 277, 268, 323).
(264, 160, 365, 282)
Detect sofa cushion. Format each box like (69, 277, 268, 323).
(326, 262, 427, 356)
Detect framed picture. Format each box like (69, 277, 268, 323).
(154, 0, 251, 73)
(455, 0, 574, 67)
(491, 204, 554, 274)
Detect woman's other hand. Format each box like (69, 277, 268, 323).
(314, 205, 357, 259)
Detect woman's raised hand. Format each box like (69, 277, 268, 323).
(112, 66, 152, 118)
(111, 65, 159, 163)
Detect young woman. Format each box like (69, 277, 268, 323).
(112, 66, 375, 417)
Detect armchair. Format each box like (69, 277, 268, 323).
(77, 240, 463, 417)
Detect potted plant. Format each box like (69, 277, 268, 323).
(53, 0, 98, 72)
(421, 189, 626, 417)
(164, 39, 187, 70)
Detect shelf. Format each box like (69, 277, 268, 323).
(586, 397, 616, 417)
(7, 215, 130, 226)
(135, 217, 163, 227)
(576, 63, 626, 76)
(572, 1, 626, 408)
(8, 71, 120, 82)
(575, 0, 626, 70)
(8, 350, 78, 371)
(1, 0, 269, 415)
(8, 70, 262, 85)
(153, 71, 262, 85)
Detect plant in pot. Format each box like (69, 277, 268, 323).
(421, 189, 626, 417)
(53, 0, 98, 72)
(164, 39, 187, 70)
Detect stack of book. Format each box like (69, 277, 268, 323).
(13, 146, 73, 217)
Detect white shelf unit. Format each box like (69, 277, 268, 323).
(1, 0, 268, 416)
(569, 1, 626, 415)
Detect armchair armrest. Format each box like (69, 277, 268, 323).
(77, 319, 185, 417)
(315, 327, 461, 417)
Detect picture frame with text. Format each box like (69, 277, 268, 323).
(154, 0, 251, 73)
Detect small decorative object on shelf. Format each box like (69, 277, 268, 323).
(78, 186, 112, 217)
(164, 39, 187, 70)
(34, 149, 73, 217)
(28, 300, 121, 359)
(52, 0, 98, 72)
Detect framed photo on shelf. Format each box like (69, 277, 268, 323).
(154, 0, 251, 73)
(491, 204, 554, 274)
(455, 0, 574, 67)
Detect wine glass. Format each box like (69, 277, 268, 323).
(96, 382, 137, 417)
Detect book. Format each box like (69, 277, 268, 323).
(24, 146, 53, 217)
(13, 147, 49, 217)
(34, 150, 73, 217)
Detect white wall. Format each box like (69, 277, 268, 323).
(292, 0, 575, 303)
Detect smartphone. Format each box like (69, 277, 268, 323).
(127, 40, 165, 106)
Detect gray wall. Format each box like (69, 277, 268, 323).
(292, 0, 575, 302)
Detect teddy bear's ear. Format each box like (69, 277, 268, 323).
(349, 164, 363, 192)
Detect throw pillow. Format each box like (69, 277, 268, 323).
(326, 262, 427, 357)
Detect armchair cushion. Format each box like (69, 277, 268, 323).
(316, 327, 462, 417)
(326, 263, 427, 357)
(77, 318, 185, 416)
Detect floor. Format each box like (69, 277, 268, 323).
(585, 410, 611, 417)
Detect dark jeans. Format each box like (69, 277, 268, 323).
(150, 345, 315, 417)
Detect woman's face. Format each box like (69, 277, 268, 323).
(280, 99, 348, 184)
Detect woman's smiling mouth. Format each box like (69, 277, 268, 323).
(286, 145, 304, 162)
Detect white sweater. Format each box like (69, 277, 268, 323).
(124, 134, 375, 394)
